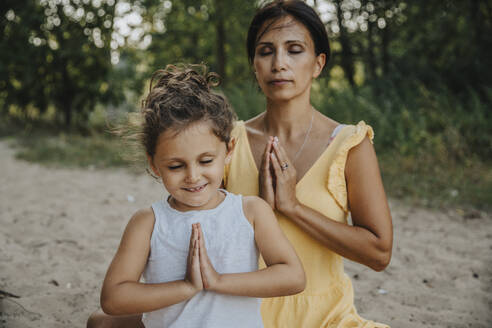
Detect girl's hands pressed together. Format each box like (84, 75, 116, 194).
(185, 223, 203, 293)
(259, 137, 276, 209)
(268, 139, 300, 217)
(197, 223, 221, 290)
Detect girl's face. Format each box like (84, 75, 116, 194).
(253, 16, 325, 102)
(148, 121, 234, 212)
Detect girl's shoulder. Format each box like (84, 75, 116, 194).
(124, 207, 156, 237)
(241, 195, 272, 225)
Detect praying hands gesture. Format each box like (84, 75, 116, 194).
(100, 199, 305, 316)
(185, 223, 220, 293)
(259, 136, 299, 217)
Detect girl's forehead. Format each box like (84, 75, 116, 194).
(257, 16, 312, 44)
(159, 121, 215, 142)
(155, 120, 224, 156)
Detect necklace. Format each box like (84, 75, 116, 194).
(263, 107, 314, 163)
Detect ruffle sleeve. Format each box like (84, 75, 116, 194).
(326, 121, 374, 213)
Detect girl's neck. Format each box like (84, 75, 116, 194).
(264, 97, 313, 139)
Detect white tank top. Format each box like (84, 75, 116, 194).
(142, 190, 263, 328)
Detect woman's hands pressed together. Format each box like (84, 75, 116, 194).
(255, 127, 393, 271)
(259, 136, 300, 217)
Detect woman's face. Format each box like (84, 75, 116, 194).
(253, 15, 325, 103)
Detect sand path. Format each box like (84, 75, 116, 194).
(0, 140, 490, 327)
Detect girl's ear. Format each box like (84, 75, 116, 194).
(225, 137, 236, 165)
(312, 53, 326, 78)
(147, 154, 161, 177)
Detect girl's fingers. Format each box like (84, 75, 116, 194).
(193, 239, 199, 260)
(188, 224, 195, 252)
(197, 224, 207, 258)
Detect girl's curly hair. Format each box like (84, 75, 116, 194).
(140, 64, 236, 158)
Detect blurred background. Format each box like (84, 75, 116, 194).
(1, 0, 491, 209)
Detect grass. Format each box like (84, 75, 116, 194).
(12, 133, 131, 169)
(379, 153, 492, 210)
(1, 80, 490, 210)
(2, 128, 489, 211)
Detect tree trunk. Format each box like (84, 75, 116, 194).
(381, 23, 390, 76)
(367, 15, 377, 81)
(335, 0, 355, 87)
(215, 0, 226, 84)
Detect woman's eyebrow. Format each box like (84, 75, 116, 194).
(285, 40, 306, 44)
(256, 40, 306, 46)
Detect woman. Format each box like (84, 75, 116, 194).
(224, 1, 392, 327)
(87, 1, 392, 327)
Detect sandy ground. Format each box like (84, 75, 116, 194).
(0, 139, 491, 328)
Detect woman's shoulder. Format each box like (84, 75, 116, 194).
(338, 121, 374, 145)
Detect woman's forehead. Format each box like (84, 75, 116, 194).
(257, 16, 312, 44)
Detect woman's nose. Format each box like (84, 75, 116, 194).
(271, 50, 287, 72)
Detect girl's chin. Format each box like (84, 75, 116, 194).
(172, 192, 221, 211)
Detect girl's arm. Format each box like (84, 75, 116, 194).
(269, 137, 393, 271)
(100, 209, 203, 315)
(197, 197, 305, 297)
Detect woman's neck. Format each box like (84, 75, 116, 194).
(264, 97, 313, 139)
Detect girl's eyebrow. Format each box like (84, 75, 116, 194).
(161, 151, 216, 162)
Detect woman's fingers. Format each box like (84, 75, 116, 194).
(259, 137, 276, 208)
(270, 150, 283, 177)
(261, 137, 273, 175)
(272, 139, 292, 173)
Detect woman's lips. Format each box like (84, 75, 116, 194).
(269, 79, 292, 86)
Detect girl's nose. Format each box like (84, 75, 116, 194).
(185, 165, 200, 183)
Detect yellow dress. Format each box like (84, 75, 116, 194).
(224, 120, 389, 328)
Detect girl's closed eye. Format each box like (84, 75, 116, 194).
(168, 164, 183, 170)
(200, 158, 214, 165)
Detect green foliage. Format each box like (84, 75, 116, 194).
(1, 0, 120, 127)
(2, 1, 491, 207)
(222, 80, 265, 121)
(141, 0, 256, 84)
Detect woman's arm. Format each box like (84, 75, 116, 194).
(269, 137, 393, 271)
(100, 210, 203, 315)
(196, 196, 305, 297)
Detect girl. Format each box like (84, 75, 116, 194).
(224, 1, 393, 327)
(95, 64, 305, 328)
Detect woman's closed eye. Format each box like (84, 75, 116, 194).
(257, 47, 273, 56)
(288, 45, 304, 54)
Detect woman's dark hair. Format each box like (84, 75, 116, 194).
(246, 0, 330, 67)
(140, 64, 236, 158)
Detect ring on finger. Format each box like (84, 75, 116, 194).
(281, 163, 289, 171)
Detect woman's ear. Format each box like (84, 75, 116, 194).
(147, 154, 161, 177)
(225, 138, 236, 165)
(313, 53, 326, 78)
